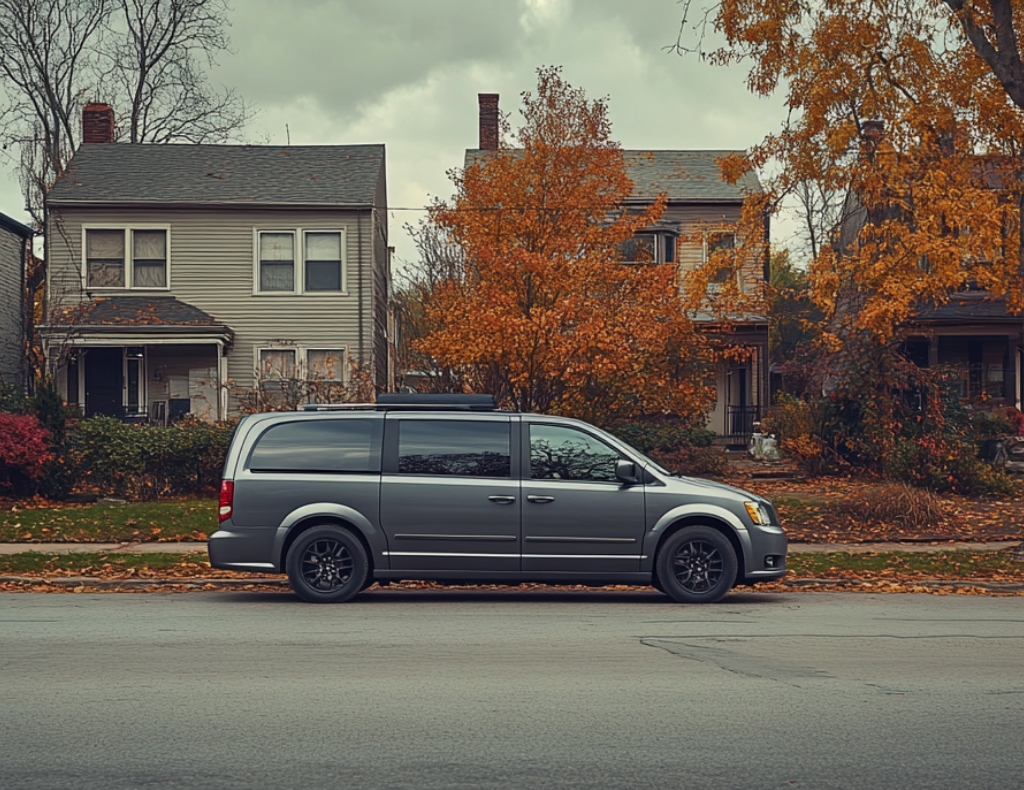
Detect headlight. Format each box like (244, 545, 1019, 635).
(744, 501, 771, 526)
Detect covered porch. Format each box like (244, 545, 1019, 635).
(41, 297, 233, 423)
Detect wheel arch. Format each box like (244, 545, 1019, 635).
(651, 515, 746, 588)
(275, 510, 379, 574)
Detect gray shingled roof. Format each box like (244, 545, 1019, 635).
(53, 296, 225, 327)
(48, 143, 385, 206)
(623, 150, 760, 202)
(913, 293, 1024, 324)
(464, 148, 759, 202)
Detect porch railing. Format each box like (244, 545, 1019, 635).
(727, 405, 760, 444)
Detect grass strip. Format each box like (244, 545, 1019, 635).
(0, 500, 216, 543)
(786, 550, 1024, 579)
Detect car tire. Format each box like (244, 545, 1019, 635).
(656, 526, 737, 604)
(286, 525, 368, 603)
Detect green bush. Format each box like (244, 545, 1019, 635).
(609, 420, 724, 476)
(71, 416, 237, 499)
(0, 381, 28, 414)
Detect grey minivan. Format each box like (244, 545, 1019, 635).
(209, 394, 787, 603)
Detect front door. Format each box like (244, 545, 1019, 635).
(520, 422, 646, 573)
(380, 415, 520, 572)
(84, 347, 123, 417)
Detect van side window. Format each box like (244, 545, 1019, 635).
(529, 424, 620, 482)
(397, 420, 510, 477)
(248, 419, 380, 472)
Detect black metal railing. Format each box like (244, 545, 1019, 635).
(727, 405, 760, 444)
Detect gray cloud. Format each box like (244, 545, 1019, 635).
(1, 0, 793, 263)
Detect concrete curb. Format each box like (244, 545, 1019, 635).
(2, 576, 1022, 594)
(1, 541, 1020, 556)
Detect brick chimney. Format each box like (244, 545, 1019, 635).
(859, 119, 884, 157)
(478, 93, 499, 151)
(82, 103, 115, 144)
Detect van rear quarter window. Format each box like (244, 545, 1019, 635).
(247, 419, 381, 472)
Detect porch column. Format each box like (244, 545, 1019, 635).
(216, 341, 227, 421)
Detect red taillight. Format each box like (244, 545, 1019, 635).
(218, 480, 234, 523)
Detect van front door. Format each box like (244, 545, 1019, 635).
(521, 422, 645, 574)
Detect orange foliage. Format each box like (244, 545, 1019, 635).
(417, 67, 715, 425)
(689, 0, 1024, 341)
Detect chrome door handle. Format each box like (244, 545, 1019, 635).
(527, 495, 555, 503)
(488, 495, 516, 504)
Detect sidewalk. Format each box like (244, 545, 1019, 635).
(0, 541, 1019, 555)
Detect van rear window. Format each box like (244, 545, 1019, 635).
(248, 419, 380, 472)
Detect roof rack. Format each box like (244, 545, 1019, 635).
(301, 394, 499, 412)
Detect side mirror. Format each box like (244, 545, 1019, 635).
(615, 459, 639, 485)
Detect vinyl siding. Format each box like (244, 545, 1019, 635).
(664, 202, 765, 295)
(0, 227, 26, 388)
(46, 205, 382, 407)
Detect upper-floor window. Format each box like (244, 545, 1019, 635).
(85, 227, 168, 290)
(256, 229, 346, 294)
(704, 232, 735, 261)
(617, 232, 677, 265)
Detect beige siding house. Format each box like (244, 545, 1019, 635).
(621, 150, 769, 440)
(42, 104, 388, 421)
(467, 95, 769, 440)
(0, 210, 34, 391)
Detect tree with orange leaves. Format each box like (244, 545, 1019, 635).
(415, 67, 714, 425)
(674, 0, 1024, 346)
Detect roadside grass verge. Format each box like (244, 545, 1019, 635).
(0, 500, 216, 543)
(786, 550, 1024, 580)
(0, 551, 210, 576)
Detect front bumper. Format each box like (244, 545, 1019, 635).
(744, 525, 788, 582)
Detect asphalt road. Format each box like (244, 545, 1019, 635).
(1, 589, 1022, 790)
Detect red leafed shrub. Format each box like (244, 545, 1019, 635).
(0, 412, 54, 494)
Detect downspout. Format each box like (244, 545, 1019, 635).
(358, 212, 365, 376)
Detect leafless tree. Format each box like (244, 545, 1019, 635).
(102, 0, 253, 144)
(0, 0, 251, 226)
(0, 0, 108, 225)
(392, 217, 468, 393)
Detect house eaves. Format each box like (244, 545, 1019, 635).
(0, 211, 35, 237)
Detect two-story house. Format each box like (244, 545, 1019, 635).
(468, 95, 769, 440)
(836, 121, 1023, 411)
(41, 103, 389, 421)
(0, 209, 35, 392)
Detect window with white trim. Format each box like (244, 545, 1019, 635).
(256, 229, 346, 294)
(307, 348, 346, 382)
(258, 232, 296, 292)
(85, 228, 168, 289)
(617, 232, 677, 264)
(304, 232, 344, 292)
(258, 348, 297, 380)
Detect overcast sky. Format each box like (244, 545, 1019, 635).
(0, 0, 792, 265)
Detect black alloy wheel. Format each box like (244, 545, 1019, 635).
(286, 525, 368, 603)
(655, 526, 737, 604)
